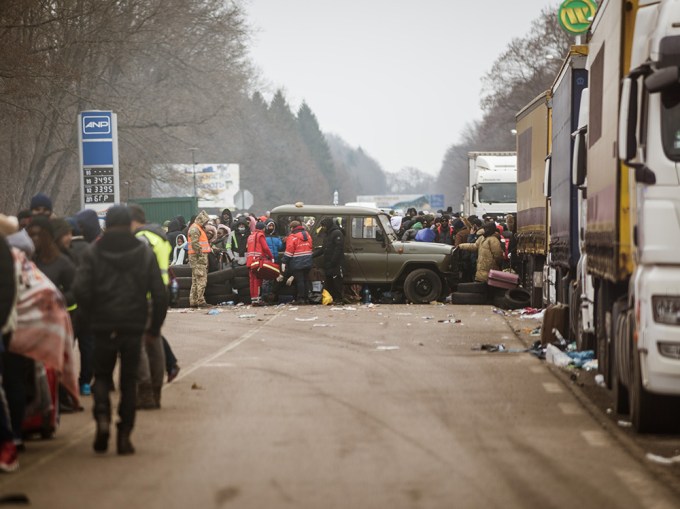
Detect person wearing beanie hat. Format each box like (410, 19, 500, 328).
(73, 203, 167, 455)
(76, 209, 102, 243)
(246, 218, 273, 306)
(30, 193, 53, 217)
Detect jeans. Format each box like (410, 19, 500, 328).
(92, 331, 141, 430)
(163, 336, 178, 372)
(76, 331, 94, 386)
(292, 269, 311, 302)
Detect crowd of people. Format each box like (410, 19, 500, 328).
(0, 196, 518, 471)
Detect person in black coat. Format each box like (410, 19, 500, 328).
(313, 217, 345, 303)
(73, 206, 167, 456)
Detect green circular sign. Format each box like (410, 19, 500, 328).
(558, 0, 598, 35)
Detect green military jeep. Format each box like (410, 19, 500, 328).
(269, 204, 460, 303)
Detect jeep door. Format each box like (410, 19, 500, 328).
(346, 215, 388, 283)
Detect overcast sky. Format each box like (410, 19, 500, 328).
(245, 0, 559, 176)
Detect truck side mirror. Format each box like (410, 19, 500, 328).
(645, 66, 680, 93)
(543, 155, 551, 198)
(618, 77, 638, 162)
(572, 128, 587, 186)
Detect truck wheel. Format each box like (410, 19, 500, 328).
(612, 301, 630, 415)
(629, 351, 678, 433)
(404, 269, 442, 304)
(505, 288, 531, 308)
(596, 283, 612, 389)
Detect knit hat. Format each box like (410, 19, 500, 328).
(30, 193, 52, 212)
(255, 221, 265, 230)
(452, 219, 465, 230)
(105, 206, 131, 229)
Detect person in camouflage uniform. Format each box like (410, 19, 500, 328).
(188, 211, 211, 307)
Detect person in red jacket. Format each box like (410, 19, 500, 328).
(246, 222, 273, 306)
(281, 221, 314, 304)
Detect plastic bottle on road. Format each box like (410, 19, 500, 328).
(362, 285, 372, 304)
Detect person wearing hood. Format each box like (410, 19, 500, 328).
(246, 222, 273, 306)
(219, 209, 233, 228)
(73, 206, 167, 456)
(226, 217, 250, 266)
(75, 209, 102, 243)
(130, 205, 175, 408)
(187, 210, 211, 308)
(263, 219, 282, 262)
(165, 217, 184, 254)
(458, 222, 504, 283)
(313, 217, 345, 303)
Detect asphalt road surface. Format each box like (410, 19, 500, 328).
(0, 303, 679, 509)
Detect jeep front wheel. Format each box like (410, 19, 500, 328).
(403, 269, 442, 304)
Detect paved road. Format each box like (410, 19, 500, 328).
(0, 303, 678, 508)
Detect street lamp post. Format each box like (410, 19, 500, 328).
(188, 147, 198, 202)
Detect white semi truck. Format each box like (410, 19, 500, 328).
(570, 0, 680, 432)
(464, 152, 517, 219)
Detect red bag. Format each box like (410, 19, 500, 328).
(487, 269, 519, 289)
(251, 259, 281, 280)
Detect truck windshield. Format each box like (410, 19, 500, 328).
(661, 86, 680, 161)
(478, 183, 516, 203)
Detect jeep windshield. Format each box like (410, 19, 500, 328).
(378, 213, 398, 242)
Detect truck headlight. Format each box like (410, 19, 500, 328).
(652, 296, 680, 325)
(658, 342, 680, 359)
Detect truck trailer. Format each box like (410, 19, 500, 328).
(515, 92, 551, 308)
(571, 0, 680, 432)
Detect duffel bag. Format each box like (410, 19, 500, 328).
(251, 259, 281, 280)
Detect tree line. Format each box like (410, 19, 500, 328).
(1, 1, 571, 215)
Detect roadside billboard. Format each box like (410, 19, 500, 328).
(151, 163, 240, 210)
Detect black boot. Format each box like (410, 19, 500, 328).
(116, 424, 135, 455)
(93, 417, 110, 453)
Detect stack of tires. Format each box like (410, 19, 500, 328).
(170, 265, 241, 307)
(450, 282, 531, 309)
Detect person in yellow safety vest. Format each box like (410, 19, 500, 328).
(187, 210, 211, 307)
(129, 205, 178, 410)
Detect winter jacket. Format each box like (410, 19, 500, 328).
(282, 226, 313, 271)
(227, 218, 250, 265)
(459, 233, 504, 282)
(246, 230, 273, 267)
(415, 227, 436, 243)
(264, 219, 283, 261)
(166, 217, 184, 250)
(437, 225, 454, 245)
(0, 236, 16, 337)
(454, 227, 470, 247)
(135, 224, 172, 286)
(313, 224, 344, 274)
(73, 231, 167, 336)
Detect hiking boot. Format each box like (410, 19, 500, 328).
(0, 442, 19, 473)
(93, 417, 110, 453)
(116, 425, 135, 456)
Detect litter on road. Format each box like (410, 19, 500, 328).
(646, 453, 680, 465)
(239, 314, 256, 319)
(376, 346, 400, 351)
(295, 317, 318, 322)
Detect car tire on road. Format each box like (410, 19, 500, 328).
(403, 268, 442, 304)
(457, 282, 487, 295)
(175, 277, 192, 290)
(505, 288, 531, 308)
(170, 265, 192, 277)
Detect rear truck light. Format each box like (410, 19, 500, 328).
(652, 296, 680, 325)
(658, 342, 680, 360)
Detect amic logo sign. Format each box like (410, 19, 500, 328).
(82, 115, 111, 135)
(559, 0, 598, 35)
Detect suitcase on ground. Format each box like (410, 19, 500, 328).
(487, 270, 519, 290)
(22, 363, 59, 439)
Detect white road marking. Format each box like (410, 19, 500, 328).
(580, 430, 609, 447)
(542, 382, 563, 393)
(203, 362, 237, 368)
(558, 402, 584, 416)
